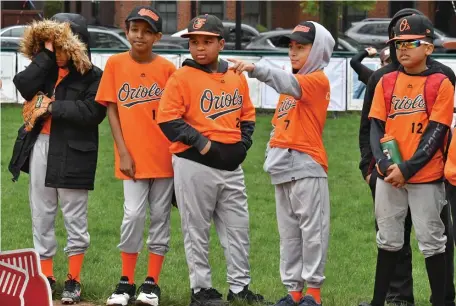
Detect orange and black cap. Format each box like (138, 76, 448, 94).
(279, 21, 316, 45)
(181, 14, 224, 38)
(388, 14, 434, 43)
(126, 6, 162, 33)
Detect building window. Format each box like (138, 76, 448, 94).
(199, 1, 224, 20)
(243, 1, 260, 27)
(155, 1, 177, 34)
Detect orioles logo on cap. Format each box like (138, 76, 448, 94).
(193, 18, 207, 30)
(399, 19, 411, 32)
(293, 25, 311, 33)
(138, 8, 159, 21)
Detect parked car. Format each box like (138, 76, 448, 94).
(95, 27, 187, 50)
(107, 26, 127, 39)
(345, 18, 454, 53)
(1, 37, 21, 50)
(245, 29, 363, 52)
(87, 26, 130, 49)
(0, 25, 27, 38)
(1, 24, 130, 50)
(154, 41, 185, 50)
(171, 21, 260, 49)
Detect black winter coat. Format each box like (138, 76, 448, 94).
(9, 14, 106, 190)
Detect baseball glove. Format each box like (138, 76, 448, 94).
(22, 92, 52, 132)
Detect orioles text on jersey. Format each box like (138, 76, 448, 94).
(200, 89, 243, 119)
(277, 97, 297, 119)
(118, 82, 164, 108)
(388, 94, 426, 119)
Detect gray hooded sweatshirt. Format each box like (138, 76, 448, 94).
(248, 22, 335, 185)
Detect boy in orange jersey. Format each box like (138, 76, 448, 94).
(157, 14, 265, 306)
(363, 15, 454, 306)
(95, 6, 175, 306)
(229, 21, 335, 306)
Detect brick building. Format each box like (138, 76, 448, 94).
(1, 1, 455, 36)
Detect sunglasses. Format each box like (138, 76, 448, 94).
(395, 40, 433, 50)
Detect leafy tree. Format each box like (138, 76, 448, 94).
(301, 1, 376, 49)
(44, 1, 63, 19)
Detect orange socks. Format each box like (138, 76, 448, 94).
(68, 254, 85, 282)
(147, 253, 164, 284)
(121, 252, 138, 284)
(290, 291, 303, 302)
(40, 259, 54, 280)
(120, 252, 164, 284)
(306, 288, 321, 304)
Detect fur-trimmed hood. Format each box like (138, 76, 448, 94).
(20, 13, 92, 74)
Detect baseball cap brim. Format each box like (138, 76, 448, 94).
(443, 40, 456, 50)
(181, 31, 221, 38)
(127, 16, 159, 32)
(387, 34, 426, 43)
(279, 33, 313, 46)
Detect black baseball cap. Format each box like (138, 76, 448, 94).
(126, 6, 162, 33)
(388, 14, 434, 42)
(279, 21, 316, 45)
(181, 14, 224, 38)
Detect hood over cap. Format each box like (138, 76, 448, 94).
(20, 13, 92, 75)
(297, 21, 335, 75)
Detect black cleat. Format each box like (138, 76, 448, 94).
(190, 288, 229, 306)
(227, 286, 268, 304)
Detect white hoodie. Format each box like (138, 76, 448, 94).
(249, 22, 335, 184)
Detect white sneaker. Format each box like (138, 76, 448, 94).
(136, 277, 160, 306)
(106, 276, 136, 306)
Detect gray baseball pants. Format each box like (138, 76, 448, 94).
(275, 177, 330, 291)
(172, 155, 251, 292)
(29, 134, 90, 259)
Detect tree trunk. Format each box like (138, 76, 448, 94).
(319, 2, 339, 50)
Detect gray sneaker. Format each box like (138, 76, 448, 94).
(61, 275, 82, 304)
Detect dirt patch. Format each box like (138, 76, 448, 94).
(53, 302, 99, 306)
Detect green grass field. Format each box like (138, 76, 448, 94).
(1, 106, 434, 305)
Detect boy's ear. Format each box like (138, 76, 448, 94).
(425, 44, 434, 56)
(156, 32, 163, 41)
(218, 38, 225, 52)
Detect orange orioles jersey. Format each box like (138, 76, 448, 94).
(270, 70, 331, 172)
(41, 68, 69, 135)
(157, 66, 255, 153)
(95, 52, 176, 179)
(369, 72, 454, 183)
(445, 134, 456, 186)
